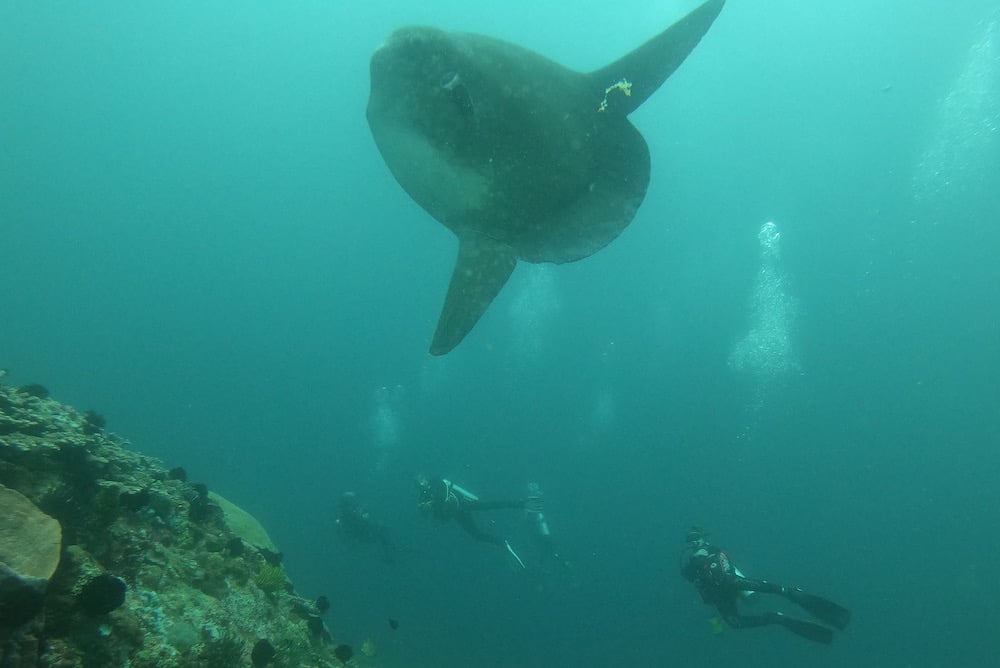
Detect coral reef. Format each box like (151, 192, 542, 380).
(0, 380, 365, 667)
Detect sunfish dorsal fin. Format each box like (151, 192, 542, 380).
(430, 234, 516, 355)
(589, 0, 725, 115)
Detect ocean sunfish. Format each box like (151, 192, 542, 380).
(367, 0, 726, 354)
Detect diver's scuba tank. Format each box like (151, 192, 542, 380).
(444, 479, 480, 502)
(526, 482, 549, 536)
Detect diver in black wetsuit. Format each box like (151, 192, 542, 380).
(680, 527, 851, 644)
(335, 491, 395, 562)
(416, 474, 526, 567)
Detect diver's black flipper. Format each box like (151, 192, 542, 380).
(778, 615, 834, 644)
(788, 589, 851, 630)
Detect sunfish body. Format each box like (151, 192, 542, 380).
(367, 0, 726, 354)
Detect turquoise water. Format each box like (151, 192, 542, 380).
(2, 1, 998, 665)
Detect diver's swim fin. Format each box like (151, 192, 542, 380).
(505, 540, 526, 569)
(787, 589, 851, 630)
(777, 615, 834, 644)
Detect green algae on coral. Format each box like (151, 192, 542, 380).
(254, 562, 288, 595)
(0, 484, 62, 581)
(209, 491, 278, 553)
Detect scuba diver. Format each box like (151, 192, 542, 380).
(680, 527, 851, 644)
(416, 474, 526, 568)
(335, 491, 395, 562)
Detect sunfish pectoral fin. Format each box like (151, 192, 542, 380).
(589, 0, 725, 115)
(430, 234, 517, 355)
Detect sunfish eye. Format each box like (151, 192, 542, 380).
(439, 71, 461, 90)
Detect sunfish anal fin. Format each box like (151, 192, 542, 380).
(430, 235, 516, 355)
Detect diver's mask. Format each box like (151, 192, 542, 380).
(685, 526, 709, 548)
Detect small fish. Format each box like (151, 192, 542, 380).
(315, 595, 330, 614)
(388, 618, 399, 630)
(334, 644, 353, 664)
